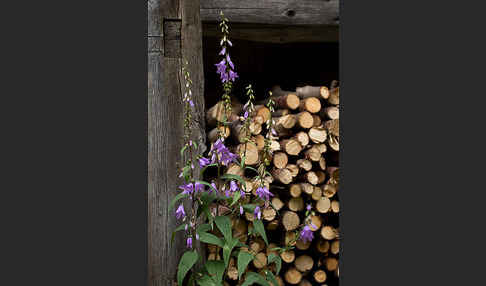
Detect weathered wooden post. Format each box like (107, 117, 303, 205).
(148, 0, 205, 284)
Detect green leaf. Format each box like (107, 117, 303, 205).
(242, 204, 257, 213)
(265, 271, 279, 286)
(223, 238, 239, 268)
(267, 254, 282, 275)
(197, 180, 219, 194)
(199, 232, 224, 247)
(214, 216, 232, 242)
(237, 251, 254, 279)
(253, 219, 268, 245)
(205, 260, 225, 284)
(220, 174, 246, 190)
(244, 166, 258, 173)
(241, 272, 270, 286)
(171, 223, 187, 244)
(196, 275, 218, 286)
(177, 251, 199, 286)
(196, 224, 211, 234)
(240, 155, 246, 168)
(169, 193, 189, 212)
(180, 145, 188, 158)
(230, 190, 241, 206)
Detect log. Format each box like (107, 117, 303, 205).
(285, 268, 302, 285)
(316, 239, 330, 253)
(275, 114, 297, 131)
(324, 119, 339, 137)
(315, 171, 326, 184)
(232, 218, 248, 243)
(249, 120, 262, 135)
(287, 164, 299, 177)
(328, 87, 339, 105)
(231, 121, 250, 143)
(270, 139, 281, 152)
(263, 206, 277, 221)
(321, 106, 339, 120)
(227, 258, 238, 280)
(272, 93, 301, 110)
(267, 219, 279, 230)
(308, 127, 327, 143)
(298, 280, 312, 286)
(313, 270, 327, 283)
(304, 171, 319, 185)
(316, 197, 331, 213)
(328, 134, 339, 151)
(321, 226, 338, 240)
(250, 238, 266, 253)
(276, 276, 285, 286)
(296, 85, 330, 100)
(282, 211, 300, 231)
(236, 142, 259, 165)
(289, 184, 302, 198)
(299, 97, 321, 113)
(285, 231, 297, 246)
(331, 200, 340, 213)
(288, 197, 304, 212)
(318, 156, 326, 171)
(310, 215, 322, 231)
(273, 152, 288, 169)
(312, 185, 323, 201)
(281, 250, 295, 263)
(296, 111, 314, 129)
(253, 252, 268, 269)
(296, 238, 311, 250)
(266, 243, 279, 257)
(208, 125, 230, 142)
(272, 168, 293, 184)
(293, 131, 309, 147)
(295, 255, 314, 273)
(206, 100, 242, 126)
(272, 108, 290, 117)
(323, 183, 337, 198)
(330, 240, 340, 255)
(254, 134, 265, 150)
(252, 105, 271, 123)
(304, 145, 321, 161)
(280, 139, 302, 155)
(312, 115, 322, 127)
(300, 183, 314, 195)
(327, 167, 339, 185)
(226, 163, 244, 177)
(271, 197, 285, 211)
(316, 143, 327, 153)
(324, 257, 338, 272)
(297, 159, 312, 171)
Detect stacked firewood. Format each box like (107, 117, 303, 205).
(205, 81, 340, 286)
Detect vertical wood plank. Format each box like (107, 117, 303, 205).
(148, 0, 205, 285)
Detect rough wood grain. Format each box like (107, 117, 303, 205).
(200, 0, 339, 26)
(148, 0, 205, 285)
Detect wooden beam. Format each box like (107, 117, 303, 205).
(203, 23, 339, 43)
(200, 0, 339, 26)
(148, 0, 205, 285)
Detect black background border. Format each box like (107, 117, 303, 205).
(0, 0, 483, 285)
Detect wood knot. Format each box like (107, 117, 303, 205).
(286, 10, 296, 17)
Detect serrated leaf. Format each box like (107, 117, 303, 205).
(223, 238, 239, 268)
(237, 251, 254, 279)
(241, 272, 270, 286)
(214, 216, 232, 242)
(199, 232, 224, 247)
(169, 193, 189, 212)
(171, 223, 187, 244)
(205, 260, 225, 284)
(265, 271, 279, 286)
(267, 254, 282, 275)
(253, 219, 268, 245)
(177, 251, 199, 286)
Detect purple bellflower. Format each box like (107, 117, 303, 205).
(256, 186, 274, 201)
(186, 237, 193, 248)
(254, 206, 261, 220)
(175, 204, 185, 220)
